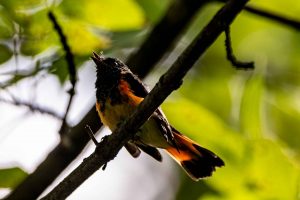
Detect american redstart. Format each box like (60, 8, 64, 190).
(92, 53, 224, 180)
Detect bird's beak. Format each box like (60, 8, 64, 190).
(91, 52, 104, 67)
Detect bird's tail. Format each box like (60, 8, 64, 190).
(166, 128, 224, 180)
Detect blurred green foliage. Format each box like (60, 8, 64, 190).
(0, 167, 28, 188)
(0, 0, 299, 199)
(0, 0, 152, 84)
(0, 44, 13, 64)
(161, 2, 300, 199)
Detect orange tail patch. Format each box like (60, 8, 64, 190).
(166, 128, 224, 180)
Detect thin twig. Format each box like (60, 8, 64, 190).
(48, 11, 77, 136)
(85, 125, 99, 146)
(41, 0, 249, 198)
(0, 60, 44, 89)
(224, 26, 254, 69)
(216, 0, 300, 30)
(0, 97, 63, 120)
(244, 5, 300, 30)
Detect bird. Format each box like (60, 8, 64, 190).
(92, 52, 224, 180)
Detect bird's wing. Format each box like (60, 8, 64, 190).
(122, 71, 175, 146)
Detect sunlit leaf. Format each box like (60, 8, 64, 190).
(0, 0, 44, 11)
(0, 167, 28, 188)
(57, 16, 109, 55)
(0, 7, 14, 39)
(19, 10, 56, 55)
(59, 0, 145, 30)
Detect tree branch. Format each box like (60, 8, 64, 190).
(127, 0, 208, 75)
(243, 5, 300, 30)
(0, 96, 63, 120)
(217, 0, 300, 30)
(48, 11, 77, 136)
(6, 1, 207, 199)
(41, 0, 249, 198)
(0, 60, 44, 89)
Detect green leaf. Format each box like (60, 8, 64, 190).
(50, 54, 89, 84)
(19, 10, 56, 55)
(0, 44, 13, 64)
(50, 56, 68, 84)
(0, 167, 28, 188)
(59, 0, 145, 30)
(0, 7, 14, 39)
(56, 16, 109, 55)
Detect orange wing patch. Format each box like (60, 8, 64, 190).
(119, 79, 143, 106)
(95, 80, 144, 131)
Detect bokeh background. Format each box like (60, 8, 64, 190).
(0, 0, 300, 199)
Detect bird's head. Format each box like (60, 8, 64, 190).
(92, 52, 126, 101)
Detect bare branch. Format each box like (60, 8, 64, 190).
(48, 11, 77, 136)
(0, 97, 63, 120)
(41, 0, 249, 198)
(85, 125, 99, 146)
(0, 60, 43, 89)
(217, 0, 300, 30)
(244, 5, 300, 30)
(224, 26, 254, 69)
